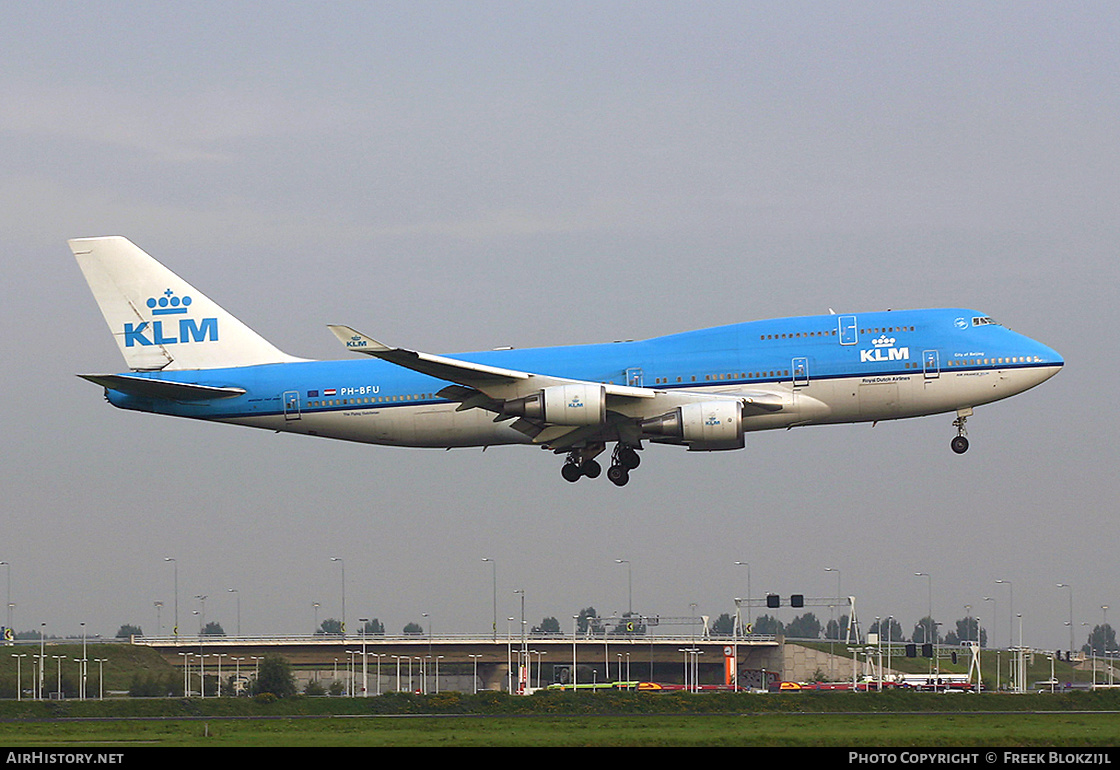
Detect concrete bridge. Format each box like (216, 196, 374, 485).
(135, 633, 786, 693)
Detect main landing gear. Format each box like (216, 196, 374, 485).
(561, 443, 641, 486)
(950, 408, 972, 454)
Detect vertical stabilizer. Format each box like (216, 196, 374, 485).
(71, 236, 301, 371)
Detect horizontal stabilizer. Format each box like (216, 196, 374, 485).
(79, 374, 246, 401)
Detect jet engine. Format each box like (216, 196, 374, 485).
(641, 400, 745, 450)
(502, 383, 607, 425)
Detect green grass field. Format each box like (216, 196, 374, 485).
(2, 711, 1119, 747)
(2, 689, 1120, 747)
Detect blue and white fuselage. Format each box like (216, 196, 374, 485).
(73, 237, 1063, 486)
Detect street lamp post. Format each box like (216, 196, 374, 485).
(914, 573, 932, 643)
(38, 622, 45, 700)
(164, 558, 178, 636)
(11, 653, 26, 701)
(996, 579, 1013, 650)
(331, 557, 345, 638)
(514, 590, 526, 693)
(80, 621, 87, 700)
(0, 561, 10, 633)
(360, 618, 369, 696)
(482, 558, 497, 642)
(615, 560, 632, 616)
(1057, 583, 1074, 660)
(735, 561, 752, 629)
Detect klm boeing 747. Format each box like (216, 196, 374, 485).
(72, 237, 1063, 486)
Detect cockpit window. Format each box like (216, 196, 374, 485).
(972, 316, 999, 326)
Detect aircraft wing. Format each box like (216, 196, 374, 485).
(327, 325, 655, 450)
(327, 325, 654, 401)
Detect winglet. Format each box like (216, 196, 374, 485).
(327, 325, 391, 355)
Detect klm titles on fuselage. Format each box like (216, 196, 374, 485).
(859, 335, 909, 364)
(124, 291, 218, 347)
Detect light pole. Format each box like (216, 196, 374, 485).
(825, 566, 840, 646)
(514, 589, 526, 693)
(615, 559, 632, 616)
(94, 658, 106, 700)
(469, 654, 481, 694)
(195, 595, 207, 634)
(0, 561, 10, 633)
(914, 573, 932, 643)
(482, 558, 497, 642)
(359, 618, 369, 696)
(734, 561, 752, 625)
(12, 653, 26, 701)
(80, 621, 87, 700)
(825, 566, 841, 598)
(38, 622, 45, 700)
(572, 614, 579, 690)
(1057, 583, 1074, 660)
(984, 597, 996, 650)
(331, 557, 345, 638)
(164, 557, 178, 636)
(996, 579, 1013, 649)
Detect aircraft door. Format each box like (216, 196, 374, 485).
(625, 367, 644, 387)
(792, 357, 809, 387)
(923, 350, 940, 379)
(838, 316, 858, 346)
(283, 390, 301, 420)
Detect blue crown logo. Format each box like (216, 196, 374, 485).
(147, 288, 193, 315)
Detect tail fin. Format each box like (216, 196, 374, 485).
(71, 236, 301, 371)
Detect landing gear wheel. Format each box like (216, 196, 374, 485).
(950, 435, 970, 454)
(561, 462, 583, 482)
(581, 459, 602, 479)
(607, 464, 630, 487)
(617, 445, 641, 470)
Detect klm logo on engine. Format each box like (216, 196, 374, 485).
(860, 334, 909, 363)
(124, 289, 218, 347)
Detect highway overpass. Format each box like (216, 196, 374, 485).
(134, 632, 784, 693)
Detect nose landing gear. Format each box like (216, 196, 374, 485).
(950, 408, 972, 454)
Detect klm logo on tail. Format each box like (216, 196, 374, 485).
(125, 289, 219, 347)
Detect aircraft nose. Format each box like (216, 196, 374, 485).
(1038, 341, 1064, 368)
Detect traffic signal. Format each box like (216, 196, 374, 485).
(790, 594, 804, 608)
(766, 594, 780, 608)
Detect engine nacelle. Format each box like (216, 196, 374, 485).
(641, 400, 745, 451)
(503, 383, 607, 425)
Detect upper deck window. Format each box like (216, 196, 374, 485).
(972, 317, 999, 326)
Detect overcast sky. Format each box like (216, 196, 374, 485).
(1, 2, 1116, 652)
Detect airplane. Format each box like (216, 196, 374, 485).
(71, 236, 1064, 486)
